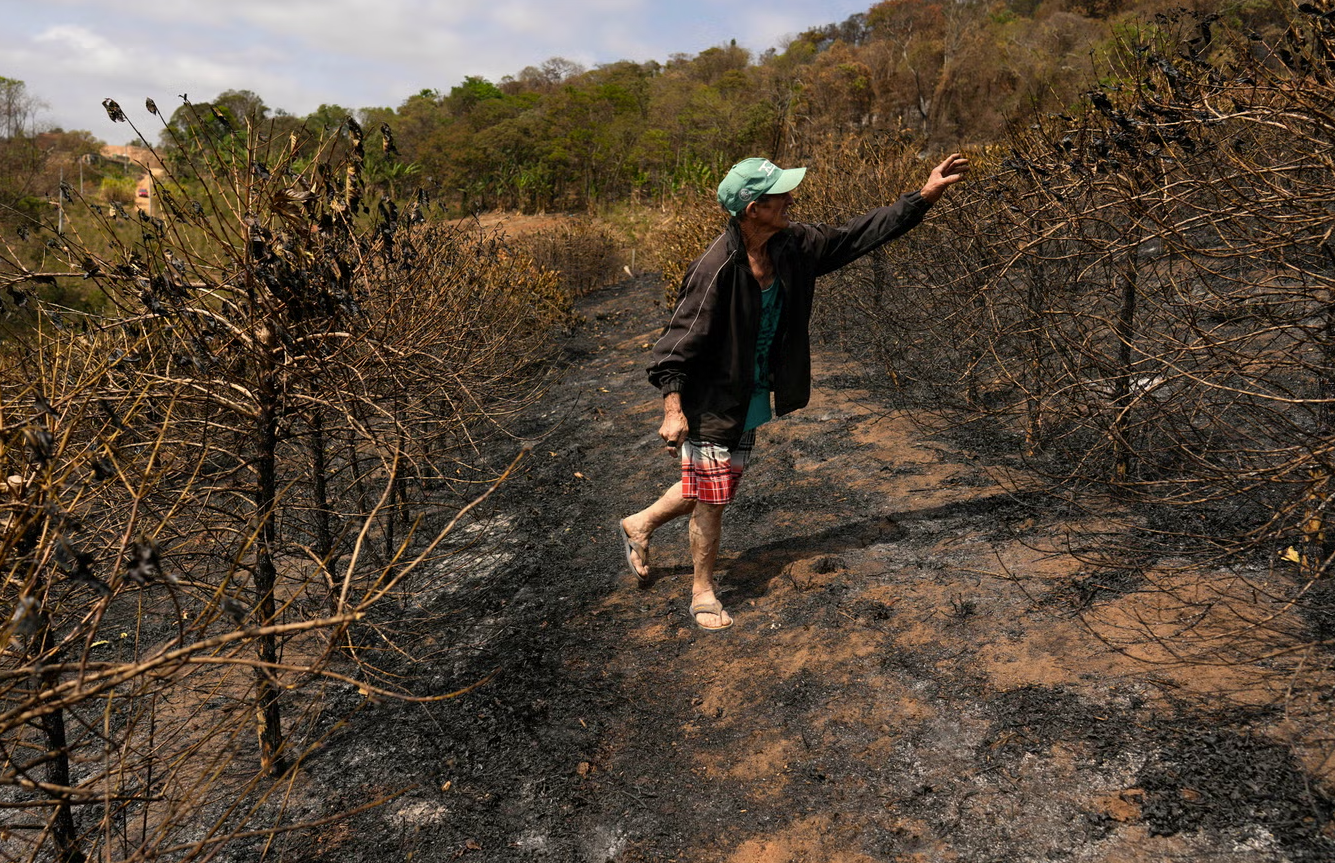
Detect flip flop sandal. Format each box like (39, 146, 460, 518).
(689, 597, 733, 632)
(618, 521, 651, 587)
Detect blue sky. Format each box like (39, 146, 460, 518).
(0, 0, 874, 145)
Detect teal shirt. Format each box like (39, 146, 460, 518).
(744, 279, 783, 430)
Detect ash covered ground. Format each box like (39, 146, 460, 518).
(269, 275, 1335, 862)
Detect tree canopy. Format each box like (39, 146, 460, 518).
(9, 0, 1298, 216)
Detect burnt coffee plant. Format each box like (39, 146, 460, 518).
(0, 99, 566, 861)
(800, 4, 1335, 734)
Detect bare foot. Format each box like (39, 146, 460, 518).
(619, 517, 650, 580)
(690, 589, 732, 630)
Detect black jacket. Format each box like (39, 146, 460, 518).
(647, 191, 932, 446)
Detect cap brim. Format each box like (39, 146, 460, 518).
(767, 167, 806, 195)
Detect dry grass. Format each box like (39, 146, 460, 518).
(514, 216, 624, 298)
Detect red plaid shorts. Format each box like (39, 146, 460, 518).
(680, 430, 756, 505)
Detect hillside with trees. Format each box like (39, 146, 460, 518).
(7, 0, 1295, 220)
(208, 0, 1290, 213)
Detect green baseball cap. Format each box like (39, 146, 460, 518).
(717, 157, 807, 216)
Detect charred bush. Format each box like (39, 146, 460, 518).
(516, 216, 624, 298)
(0, 99, 563, 862)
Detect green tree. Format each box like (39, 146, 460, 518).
(0, 76, 43, 139)
(306, 102, 355, 135)
(0, 77, 48, 225)
(446, 76, 504, 116)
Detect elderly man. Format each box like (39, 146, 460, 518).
(618, 153, 968, 630)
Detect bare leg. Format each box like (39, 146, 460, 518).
(621, 481, 694, 578)
(688, 501, 731, 628)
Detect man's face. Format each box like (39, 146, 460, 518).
(746, 191, 793, 230)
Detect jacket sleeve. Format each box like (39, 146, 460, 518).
(647, 244, 729, 396)
(800, 191, 933, 276)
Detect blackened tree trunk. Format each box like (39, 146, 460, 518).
(253, 368, 285, 776)
(38, 659, 85, 863)
(25, 470, 86, 863)
(306, 409, 337, 611)
(1110, 256, 1138, 484)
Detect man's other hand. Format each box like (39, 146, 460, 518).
(920, 153, 970, 204)
(660, 393, 689, 457)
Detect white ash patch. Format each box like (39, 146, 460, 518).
(584, 823, 628, 862)
(391, 799, 450, 826)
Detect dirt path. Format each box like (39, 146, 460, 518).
(99, 144, 161, 212)
(287, 275, 1335, 862)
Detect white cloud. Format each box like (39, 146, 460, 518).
(1, 0, 869, 143)
(33, 25, 127, 74)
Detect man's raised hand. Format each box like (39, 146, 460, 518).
(920, 153, 970, 204)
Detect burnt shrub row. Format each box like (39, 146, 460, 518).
(803, 8, 1335, 616)
(0, 102, 571, 862)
